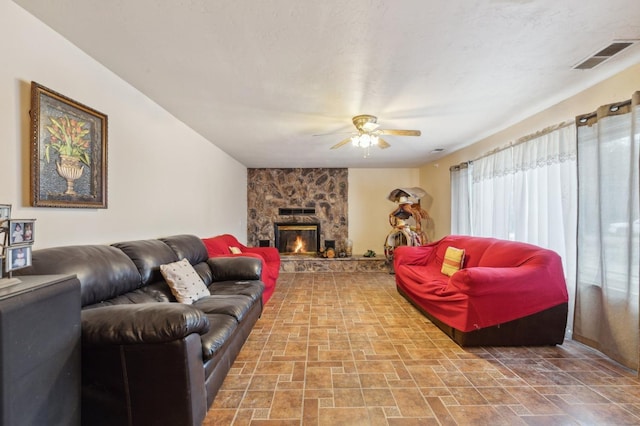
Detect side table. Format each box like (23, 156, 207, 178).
(0, 275, 81, 426)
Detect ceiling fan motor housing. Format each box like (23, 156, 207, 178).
(352, 115, 378, 131)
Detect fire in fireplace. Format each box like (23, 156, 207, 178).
(274, 223, 320, 255)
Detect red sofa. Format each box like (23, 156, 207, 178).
(394, 235, 569, 346)
(202, 234, 280, 304)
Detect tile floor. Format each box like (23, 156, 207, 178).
(204, 272, 640, 425)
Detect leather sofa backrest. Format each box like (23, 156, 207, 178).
(160, 234, 213, 285)
(16, 245, 142, 307)
(160, 234, 208, 264)
(17, 235, 219, 307)
(112, 239, 178, 286)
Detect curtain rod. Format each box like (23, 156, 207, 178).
(577, 98, 633, 126)
(472, 120, 574, 162)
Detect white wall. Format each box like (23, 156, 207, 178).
(1, 0, 247, 249)
(419, 62, 640, 239)
(348, 168, 422, 255)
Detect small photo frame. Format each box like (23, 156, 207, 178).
(0, 204, 10, 222)
(8, 220, 35, 246)
(5, 245, 32, 272)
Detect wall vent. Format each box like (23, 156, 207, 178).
(278, 208, 316, 216)
(573, 40, 638, 70)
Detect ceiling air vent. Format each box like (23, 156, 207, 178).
(573, 40, 638, 70)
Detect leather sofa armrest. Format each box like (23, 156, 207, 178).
(207, 256, 262, 281)
(82, 303, 210, 346)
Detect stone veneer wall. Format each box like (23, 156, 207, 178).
(247, 168, 348, 249)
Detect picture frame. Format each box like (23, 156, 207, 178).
(0, 204, 10, 222)
(30, 82, 108, 208)
(8, 220, 35, 246)
(5, 245, 32, 272)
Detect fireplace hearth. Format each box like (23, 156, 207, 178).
(274, 223, 320, 255)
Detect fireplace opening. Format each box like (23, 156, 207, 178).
(274, 223, 320, 255)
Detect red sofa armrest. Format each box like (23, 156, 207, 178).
(393, 245, 437, 268)
(448, 264, 568, 301)
(243, 246, 280, 262)
(447, 266, 533, 296)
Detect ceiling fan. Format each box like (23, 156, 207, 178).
(324, 114, 421, 151)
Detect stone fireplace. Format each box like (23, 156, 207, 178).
(274, 222, 320, 255)
(247, 168, 389, 273)
(247, 168, 348, 249)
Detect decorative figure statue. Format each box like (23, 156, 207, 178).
(384, 187, 434, 266)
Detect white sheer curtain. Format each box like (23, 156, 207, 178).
(450, 162, 472, 235)
(574, 92, 639, 371)
(471, 148, 516, 239)
(470, 125, 576, 248)
(510, 126, 578, 272)
(453, 123, 577, 336)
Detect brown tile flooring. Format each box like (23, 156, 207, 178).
(204, 272, 640, 425)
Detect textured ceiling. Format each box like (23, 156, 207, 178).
(13, 0, 640, 168)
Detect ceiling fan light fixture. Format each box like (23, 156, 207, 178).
(351, 133, 378, 148)
(325, 114, 421, 152)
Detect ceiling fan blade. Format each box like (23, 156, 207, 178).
(313, 131, 353, 136)
(330, 137, 352, 150)
(379, 129, 421, 136)
(378, 138, 391, 149)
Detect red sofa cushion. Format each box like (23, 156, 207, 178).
(202, 234, 280, 304)
(394, 235, 568, 332)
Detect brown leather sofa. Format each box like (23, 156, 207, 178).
(17, 234, 263, 426)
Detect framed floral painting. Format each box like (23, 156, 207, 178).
(30, 82, 108, 208)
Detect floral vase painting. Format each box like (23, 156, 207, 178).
(56, 154, 84, 195)
(46, 116, 90, 195)
(30, 82, 108, 208)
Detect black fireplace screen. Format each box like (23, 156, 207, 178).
(274, 223, 320, 254)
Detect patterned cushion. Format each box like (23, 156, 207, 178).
(160, 258, 210, 303)
(441, 246, 465, 276)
